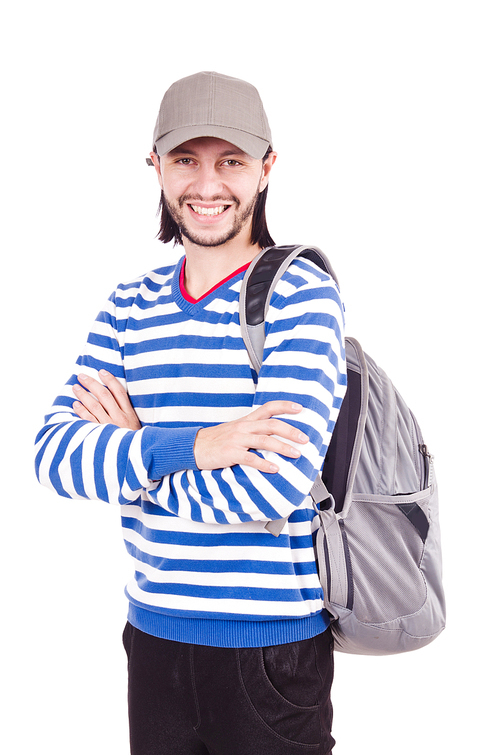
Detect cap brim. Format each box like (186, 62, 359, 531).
(155, 125, 270, 160)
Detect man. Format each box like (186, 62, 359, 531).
(35, 71, 347, 755)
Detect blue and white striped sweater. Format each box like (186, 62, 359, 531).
(35, 254, 347, 647)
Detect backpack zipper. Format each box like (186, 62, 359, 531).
(339, 519, 354, 611)
(419, 443, 433, 488)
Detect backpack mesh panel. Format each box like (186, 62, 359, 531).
(345, 498, 428, 623)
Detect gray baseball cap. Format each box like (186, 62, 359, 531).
(151, 71, 272, 160)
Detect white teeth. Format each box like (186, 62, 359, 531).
(190, 205, 227, 216)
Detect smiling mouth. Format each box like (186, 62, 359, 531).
(189, 204, 230, 216)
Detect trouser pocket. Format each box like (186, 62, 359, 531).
(237, 629, 334, 748)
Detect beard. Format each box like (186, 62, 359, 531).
(163, 189, 259, 248)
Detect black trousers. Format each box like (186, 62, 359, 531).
(123, 622, 335, 755)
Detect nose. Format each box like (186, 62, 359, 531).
(189, 162, 226, 200)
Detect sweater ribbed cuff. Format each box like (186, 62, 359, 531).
(140, 425, 202, 479)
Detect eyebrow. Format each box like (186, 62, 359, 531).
(167, 146, 249, 158)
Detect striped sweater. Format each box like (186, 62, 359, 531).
(35, 253, 347, 647)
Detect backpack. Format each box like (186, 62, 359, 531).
(240, 245, 446, 655)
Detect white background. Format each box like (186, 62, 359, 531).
(1, 1, 498, 753)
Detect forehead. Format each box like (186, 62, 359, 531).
(166, 137, 251, 160)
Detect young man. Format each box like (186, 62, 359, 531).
(35, 71, 347, 755)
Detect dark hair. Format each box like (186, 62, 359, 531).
(155, 145, 275, 248)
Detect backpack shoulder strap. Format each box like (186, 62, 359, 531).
(239, 245, 339, 535)
(240, 245, 339, 373)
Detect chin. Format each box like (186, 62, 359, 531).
(181, 223, 245, 249)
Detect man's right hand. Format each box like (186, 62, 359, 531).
(194, 402, 308, 474)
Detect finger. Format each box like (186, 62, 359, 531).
(241, 432, 301, 458)
(72, 383, 111, 424)
(72, 400, 99, 423)
(268, 419, 309, 444)
(98, 370, 142, 430)
(241, 451, 280, 474)
(98, 370, 132, 413)
(245, 401, 303, 422)
(76, 373, 122, 418)
(244, 419, 309, 445)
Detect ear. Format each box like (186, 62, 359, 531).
(259, 151, 277, 192)
(150, 151, 163, 187)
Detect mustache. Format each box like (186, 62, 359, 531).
(178, 193, 240, 207)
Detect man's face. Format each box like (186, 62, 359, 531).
(152, 137, 274, 248)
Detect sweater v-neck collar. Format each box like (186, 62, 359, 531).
(172, 256, 251, 314)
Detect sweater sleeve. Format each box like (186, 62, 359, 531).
(34, 288, 200, 505)
(141, 263, 347, 524)
(35, 262, 347, 520)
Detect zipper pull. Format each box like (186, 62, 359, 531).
(419, 443, 434, 488)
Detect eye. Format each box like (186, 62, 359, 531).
(177, 157, 194, 165)
(223, 159, 242, 167)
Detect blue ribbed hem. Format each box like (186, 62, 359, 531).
(127, 604, 331, 648)
(141, 425, 201, 479)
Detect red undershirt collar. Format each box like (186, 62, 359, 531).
(179, 258, 252, 303)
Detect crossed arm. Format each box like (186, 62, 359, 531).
(72, 369, 309, 475)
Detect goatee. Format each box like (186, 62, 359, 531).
(164, 190, 259, 248)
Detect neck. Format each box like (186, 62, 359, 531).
(182, 234, 261, 301)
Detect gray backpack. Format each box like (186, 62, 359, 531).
(240, 245, 446, 655)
